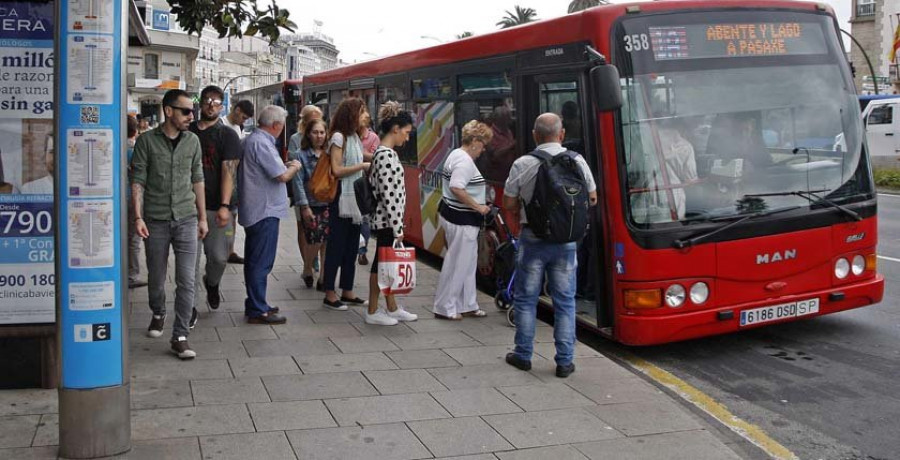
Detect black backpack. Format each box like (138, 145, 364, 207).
(524, 149, 590, 243)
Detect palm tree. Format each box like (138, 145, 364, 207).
(568, 0, 606, 13)
(457, 31, 474, 39)
(496, 6, 537, 29)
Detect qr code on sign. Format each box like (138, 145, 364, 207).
(80, 106, 99, 124)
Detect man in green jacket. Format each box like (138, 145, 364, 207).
(132, 89, 209, 360)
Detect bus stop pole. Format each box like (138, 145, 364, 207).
(55, 0, 131, 457)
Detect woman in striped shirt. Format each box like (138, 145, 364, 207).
(433, 120, 494, 320)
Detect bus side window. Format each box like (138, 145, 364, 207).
(456, 72, 517, 182)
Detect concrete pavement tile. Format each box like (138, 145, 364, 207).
(131, 379, 193, 410)
(243, 338, 340, 357)
(287, 424, 430, 460)
(248, 400, 336, 432)
(566, 377, 667, 405)
(457, 325, 516, 346)
(0, 389, 57, 416)
(189, 341, 248, 361)
(199, 431, 295, 460)
(407, 416, 513, 458)
(219, 302, 248, 313)
(443, 345, 517, 366)
(31, 414, 56, 446)
(229, 309, 315, 326)
(428, 364, 543, 389)
(495, 445, 589, 460)
(271, 323, 360, 339)
(386, 349, 461, 369)
(0, 415, 39, 448)
(434, 455, 498, 460)
(295, 352, 398, 374)
(483, 409, 623, 449)
(221, 288, 295, 302)
(498, 383, 595, 411)
(131, 358, 233, 382)
(528, 357, 636, 384)
(228, 356, 301, 378)
(324, 393, 450, 426)
(0, 446, 57, 460)
(363, 369, 448, 395)
(331, 335, 400, 353)
(131, 404, 254, 440)
(353, 322, 417, 338)
(262, 372, 378, 401)
(288, 288, 330, 300)
(190, 377, 270, 405)
(429, 388, 522, 417)
(307, 309, 364, 324)
(388, 331, 481, 351)
(215, 326, 277, 341)
(130, 326, 220, 344)
(573, 430, 742, 460)
(404, 319, 468, 333)
(532, 343, 604, 361)
(123, 437, 202, 459)
(190, 311, 237, 329)
(584, 400, 703, 436)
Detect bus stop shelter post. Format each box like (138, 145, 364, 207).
(55, 0, 131, 457)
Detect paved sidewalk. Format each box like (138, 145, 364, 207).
(0, 219, 746, 459)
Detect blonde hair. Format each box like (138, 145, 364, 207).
(298, 104, 323, 132)
(378, 101, 402, 121)
(461, 120, 493, 146)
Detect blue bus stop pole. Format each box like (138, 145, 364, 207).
(55, 0, 131, 457)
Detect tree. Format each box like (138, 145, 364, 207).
(496, 6, 537, 29)
(166, 0, 296, 45)
(568, 0, 607, 14)
(457, 31, 474, 39)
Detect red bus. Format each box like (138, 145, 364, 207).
(303, 0, 884, 345)
(232, 79, 303, 157)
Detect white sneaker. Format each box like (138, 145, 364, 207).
(387, 306, 418, 322)
(365, 309, 399, 326)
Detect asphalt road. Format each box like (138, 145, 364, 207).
(596, 194, 900, 460)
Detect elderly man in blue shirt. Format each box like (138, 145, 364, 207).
(239, 105, 302, 324)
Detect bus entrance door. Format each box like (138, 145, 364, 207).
(522, 72, 607, 329)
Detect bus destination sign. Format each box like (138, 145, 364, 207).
(649, 22, 826, 61)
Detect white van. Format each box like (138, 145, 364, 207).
(860, 96, 900, 163)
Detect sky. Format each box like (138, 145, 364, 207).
(279, 0, 852, 64)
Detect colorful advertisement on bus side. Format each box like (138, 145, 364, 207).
(0, 1, 56, 324)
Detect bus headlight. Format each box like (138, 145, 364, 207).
(851, 255, 866, 276)
(834, 258, 850, 279)
(690, 282, 709, 304)
(665, 284, 686, 308)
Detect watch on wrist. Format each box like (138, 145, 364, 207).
(219, 203, 230, 209)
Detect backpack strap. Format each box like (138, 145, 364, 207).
(526, 149, 554, 163)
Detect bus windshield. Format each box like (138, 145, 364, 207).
(616, 10, 868, 227)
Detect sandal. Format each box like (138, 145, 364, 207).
(461, 310, 487, 318)
(434, 312, 462, 321)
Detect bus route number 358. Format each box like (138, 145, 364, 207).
(623, 34, 650, 52)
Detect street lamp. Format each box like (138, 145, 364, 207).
(223, 72, 283, 94)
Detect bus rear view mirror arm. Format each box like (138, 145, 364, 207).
(591, 64, 623, 112)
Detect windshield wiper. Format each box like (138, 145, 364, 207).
(673, 206, 801, 249)
(742, 189, 862, 221)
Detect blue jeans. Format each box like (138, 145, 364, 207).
(512, 229, 578, 366)
(358, 221, 371, 255)
(244, 217, 280, 318)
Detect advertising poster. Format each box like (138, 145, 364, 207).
(0, 2, 56, 324)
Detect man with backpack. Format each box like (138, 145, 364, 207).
(503, 112, 597, 378)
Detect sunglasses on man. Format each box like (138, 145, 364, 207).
(169, 106, 193, 116)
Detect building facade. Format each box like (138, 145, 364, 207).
(850, 0, 900, 94)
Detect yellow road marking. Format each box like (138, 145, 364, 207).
(618, 353, 799, 460)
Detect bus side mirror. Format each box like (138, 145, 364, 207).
(591, 64, 623, 112)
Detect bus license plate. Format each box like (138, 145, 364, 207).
(739, 298, 820, 327)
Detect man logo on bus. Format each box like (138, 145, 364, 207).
(756, 250, 797, 265)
